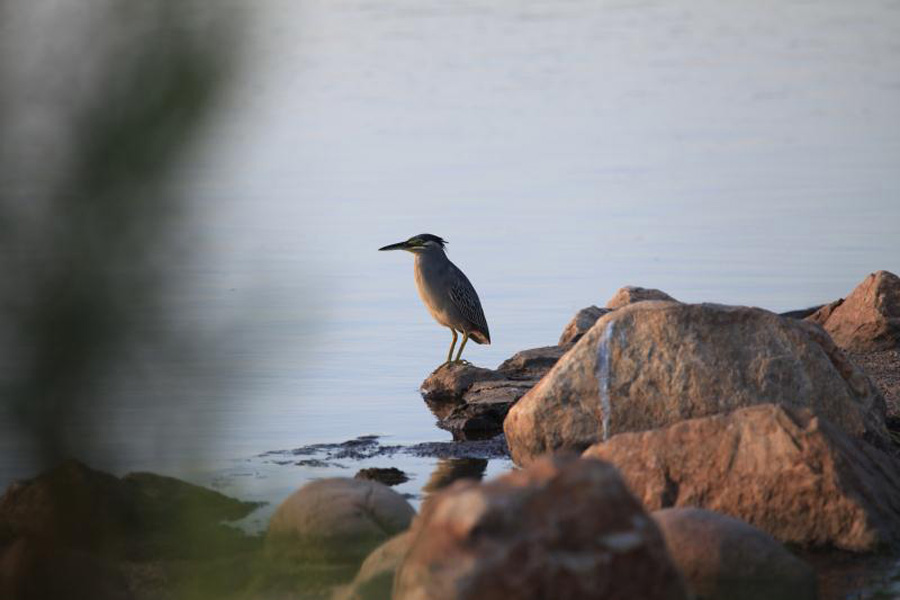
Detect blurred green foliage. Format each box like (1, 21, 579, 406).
(0, 0, 235, 472)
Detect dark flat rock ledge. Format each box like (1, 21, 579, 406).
(260, 433, 510, 467)
(420, 346, 570, 439)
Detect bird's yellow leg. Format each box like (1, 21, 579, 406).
(455, 333, 470, 363)
(446, 329, 458, 365)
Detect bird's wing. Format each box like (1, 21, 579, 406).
(448, 268, 490, 338)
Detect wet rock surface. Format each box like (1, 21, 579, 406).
(260, 433, 510, 466)
(506, 301, 888, 465)
(420, 363, 504, 406)
(420, 346, 568, 439)
(394, 455, 688, 600)
(584, 404, 900, 552)
(652, 507, 817, 600)
(807, 270, 900, 352)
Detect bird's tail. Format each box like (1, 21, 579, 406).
(471, 330, 491, 345)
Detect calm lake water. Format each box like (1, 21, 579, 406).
(3, 0, 900, 550)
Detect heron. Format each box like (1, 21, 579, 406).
(379, 233, 490, 365)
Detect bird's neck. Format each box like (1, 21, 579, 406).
(415, 249, 446, 265)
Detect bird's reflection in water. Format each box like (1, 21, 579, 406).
(421, 458, 488, 505)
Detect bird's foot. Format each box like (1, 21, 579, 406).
(439, 359, 473, 369)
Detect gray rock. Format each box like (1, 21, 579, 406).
(266, 478, 415, 564)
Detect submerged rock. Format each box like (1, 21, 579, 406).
(807, 270, 900, 352)
(394, 456, 687, 600)
(605, 286, 678, 309)
(584, 404, 900, 552)
(505, 301, 888, 465)
(266, 478, 415, 564)
(652, 508, 817, 600)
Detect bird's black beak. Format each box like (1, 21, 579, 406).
(379, 241, 409, 251)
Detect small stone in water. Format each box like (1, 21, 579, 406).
(355, 467, 410, 486)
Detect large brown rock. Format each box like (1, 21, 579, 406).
(505, 301, 887, 465)
(584, 404, 900, 552)
(421, 347, 566, 439)
(266, 478, 415, 564)
(559, 306, 611, 345)
(807, 270, 900, 352)
(606, 286, 677, 309)
(394, 456, 688, 600)
(652, 508, 817, 600)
